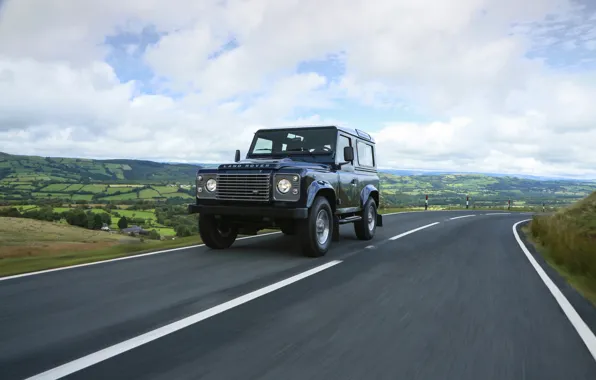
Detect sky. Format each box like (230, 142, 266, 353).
(0, 0, 596, 179)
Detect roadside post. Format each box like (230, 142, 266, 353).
(466, 196, 469, 209)
(508, 199, 511, 211)
(425, 194, 428, 210)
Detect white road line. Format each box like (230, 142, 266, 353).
(0, 232, 282, 282)
(512, 220, 596, 361)
(25, 260, 343, 380)
(389, 222, 440, 240)
(449, 214, 475, 220)
(485, 212, 511, 215)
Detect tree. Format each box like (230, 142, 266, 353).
(175, 225, 191, 237)
(100, 213, 112, 227)
(148, 229, 161, 240)
(92, 214, 103, 229)
(118, 216, 128, 229)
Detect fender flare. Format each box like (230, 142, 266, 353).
(306, 180, 336, 208)
(360, 184, 379, 207)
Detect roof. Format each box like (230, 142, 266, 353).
(253, 125, 376, 143)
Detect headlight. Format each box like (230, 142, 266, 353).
(206, 178, 217, 192)
(277, 178, 291, 193)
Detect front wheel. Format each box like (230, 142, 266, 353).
(298, 196, 333, 257)
(354, 197, 377, 240)
(198, 214, 238, 249)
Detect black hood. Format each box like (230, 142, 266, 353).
(218, 157, 330, 171)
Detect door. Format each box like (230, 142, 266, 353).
(336, 133, 359, 211)
(354, 139, 377, 206)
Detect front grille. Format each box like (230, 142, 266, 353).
(216, 173, 271, 202)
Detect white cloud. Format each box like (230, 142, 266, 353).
(0, 0, 595, 178)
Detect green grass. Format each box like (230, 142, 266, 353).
(524, 191, 596, 305)
(101, 192, 139, 201)
(0, 216, 274, 277)
(153, 186, 180, 194)
(115, 209, 156, 220)
(139, 188, 161, 198)
(105, 186, 135, 194)
(80, 185, 107, 193)
(39, 184, 70, 192)
(0, 235, 204, 277)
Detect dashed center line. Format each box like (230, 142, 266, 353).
(25, 260, 343, 380)
(449, 214, 475, 220)
(389, 222, 440, 240)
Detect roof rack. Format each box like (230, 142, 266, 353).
(355, 129, 372, 141)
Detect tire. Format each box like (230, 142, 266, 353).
(298, 196, 334, 257)
(354, 197, 377, 240)
(198, 214, 238, 249)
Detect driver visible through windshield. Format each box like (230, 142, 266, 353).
(249, 128, 337, 157)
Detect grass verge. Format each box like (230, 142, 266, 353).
(522, 191, 596, 306)
(0, 217, 279, 278)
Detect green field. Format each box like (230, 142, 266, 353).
(2, 151, 595, 209)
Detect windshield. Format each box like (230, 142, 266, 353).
(248, 128, 337, 158)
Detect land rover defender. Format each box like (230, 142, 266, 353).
(188, 125, 383, 257)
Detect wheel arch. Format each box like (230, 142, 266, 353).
(306, 180, 336, 212)
(360, 184, 379, 208)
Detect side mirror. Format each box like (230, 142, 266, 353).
(343, 146, 354, 162)
(235, 149, 241, 162)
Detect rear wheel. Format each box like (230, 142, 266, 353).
(198, 214, 238, 249)
(298, 196, 333, 257)
(354, 197, 377, 240)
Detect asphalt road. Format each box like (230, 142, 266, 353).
(2, 210, 596, 380)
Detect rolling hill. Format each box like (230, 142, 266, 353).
(0, 152, 200, 184)
(1, 151, 595, 207)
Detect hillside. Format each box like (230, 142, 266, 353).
(526, 191, 596, 304)
(380, 173, 596, 207)
(1, 151, 595, 207)
(0, 152, 200, 184)
(0, 216, 200, 277)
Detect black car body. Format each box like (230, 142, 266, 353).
(188, 125, 383, 257)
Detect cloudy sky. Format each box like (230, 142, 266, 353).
(0, 0, 595, 179)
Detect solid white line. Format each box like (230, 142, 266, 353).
(0, 232, 282, 282)
(449, 214, 475, 220)
(25, 259, 343, 380)
(512, 220, 596, 361)
(389, 222, 440, 240)
(485, 212, 511, 215)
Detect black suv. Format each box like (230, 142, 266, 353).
(188, 125, 383, 257)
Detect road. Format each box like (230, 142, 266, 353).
(1, 210, 596, 380)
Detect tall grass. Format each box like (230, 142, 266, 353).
(527, 191, 596, 302)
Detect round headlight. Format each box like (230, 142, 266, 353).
(277, 179, 292, 193)
(206, 178, 217, 192)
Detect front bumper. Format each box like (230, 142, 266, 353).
(188, 204, 309, 219)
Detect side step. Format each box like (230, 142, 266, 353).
(338, 216, 362, 224)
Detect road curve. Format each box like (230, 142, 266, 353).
(1, 211, 596, 379)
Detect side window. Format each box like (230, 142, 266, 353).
(337, 135, 352, 164)
(357, 141, 374, 167)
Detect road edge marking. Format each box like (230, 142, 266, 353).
(389, 222, 440, 240)
(512, 219, 596, 361)
(0, 232, 282, 282)
(24, 259, 343, 380)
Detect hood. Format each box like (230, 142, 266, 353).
(218, 157, 330, 171)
